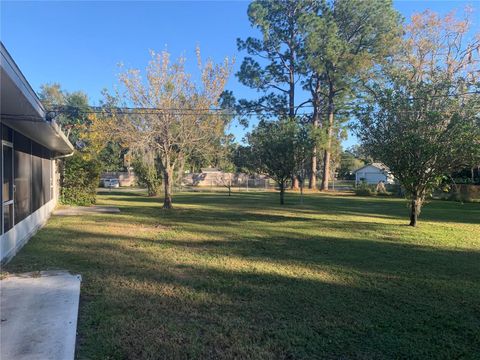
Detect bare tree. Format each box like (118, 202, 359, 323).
(218, 171, 234, 196)
(113, 48, 233, 208)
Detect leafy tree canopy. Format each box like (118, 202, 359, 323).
(356, 8, 480, 226)
(245, 118, 314, 204)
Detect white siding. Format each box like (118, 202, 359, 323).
(0, 197, 56, 264)
(355, 165, 391, 185)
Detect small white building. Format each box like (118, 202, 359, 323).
(354, 163, 395, 185)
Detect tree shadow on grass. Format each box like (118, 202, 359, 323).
(5, 191, 480, 359)
(159, 234, 480, 282)
(98, 189, 480, 225)
(8, 222, 479, 294)
(109, 191, 480, 225)
(109, 261, 479, 359)
(279, 194, 480, 225)
(5, 224, 480, 359)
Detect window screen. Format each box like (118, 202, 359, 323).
(3, 203, 13, 233)
(3, 144, 13, 232)
(3, 145, 13, 203)
(2, 125, 13, 142)
(42, 155, 51, 203)
(31, 142, 43, 212)
(14, 132, 32, 223)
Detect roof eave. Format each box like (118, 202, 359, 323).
(1, 42, 74, 155)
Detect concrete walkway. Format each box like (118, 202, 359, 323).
(0, 271, 81, 360)
(52, 205, 120, 216)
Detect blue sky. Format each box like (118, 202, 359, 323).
(1, 0, 478, 147)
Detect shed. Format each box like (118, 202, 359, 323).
(354, 163, 395, 185)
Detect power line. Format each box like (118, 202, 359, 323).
(3, 108, 478, 123)
(2, 90, 478, 122)
(45, 105, 342, 118)
(47, 90, 479, 114)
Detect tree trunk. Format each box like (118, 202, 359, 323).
(279, 182, 285, 205)
(289, 68, 298, 192)
(309, 149, 317, 190)
(409, 198, 422, 227)
(320, 95, 334, 191)
(176, 155, 185, 187)
(300, 179, 304, 204)
(320, 149, 331, 191)
(288, 47, 298, 192)
(163, 167, 173, 209)
(292, 176, 299, 190)
(288, 51, 295, 119)
(309, 81, 320, 190)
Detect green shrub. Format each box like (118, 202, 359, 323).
(448, 184, 480, 203)
(132, 158, 162, 196)
(376, 191, 393, 197)
(386, 184, 403, 196)
(354, 181, 376, 196)
(355, 188, 375, 196)
(60, 152, 101, 205)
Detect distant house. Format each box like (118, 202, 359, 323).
(354, 163, 395, 185)
(100, 171, 137, 187)
(200, 167, 221, 174)
(183, 168, 269, 188)
(183, 168, 238, 187)
(1, 42, 73, 263)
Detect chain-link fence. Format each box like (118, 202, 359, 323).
(177, 178, 275, 192)
(177, 177, 356, 192)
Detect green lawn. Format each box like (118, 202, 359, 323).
(3, 191, 480, 359)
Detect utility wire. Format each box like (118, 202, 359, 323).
(47, 90, 479, 114)
(2, 90, 478, 121)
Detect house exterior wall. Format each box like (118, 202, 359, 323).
(1, 42, 73, 264)
(101, 171, 137, 187)
(0, 197, 56, 264)
(355, 165, 394, 185)
(0, 124, 60, 264)
(182, 172, 269, 187)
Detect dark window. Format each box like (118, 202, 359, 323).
(2, 125, 13, 142)
(3, 203, 13, 233)
(3, 143, 14, 232)
(2, 125, 54, 228)
(31, 142, 43, 212)
(3, 145, 13, 203)
(42, 156, 51, 203)
(14, 133, 32, 223)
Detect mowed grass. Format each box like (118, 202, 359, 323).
(3, 190, 480, 359)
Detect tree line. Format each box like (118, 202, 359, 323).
(40, 0, 479, 226)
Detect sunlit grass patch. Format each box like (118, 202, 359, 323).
(3, 191, 480, 359)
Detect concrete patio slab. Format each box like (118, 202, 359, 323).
(52, 205, 120, 216)
(0, 271, 81, 360)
